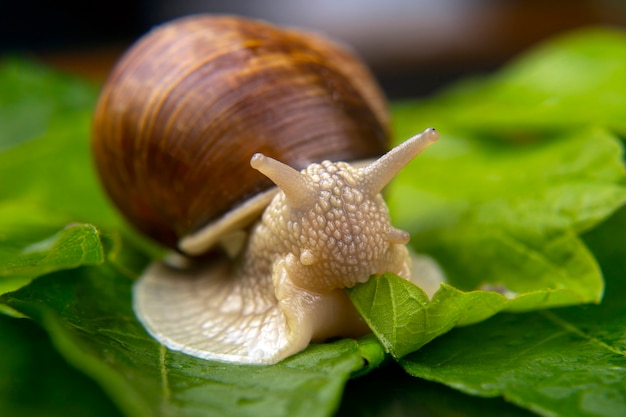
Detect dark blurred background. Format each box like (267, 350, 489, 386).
(2, 0, 626, 99)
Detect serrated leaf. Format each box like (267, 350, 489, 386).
(348, 274, 506, 358)
(356, 127, 625, 359)
(401, 307, 626, 417)
(349, 270, 601, 360)
(399, 206, 626, 417)
(0, 251, 368, 417)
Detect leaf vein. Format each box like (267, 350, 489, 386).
(159, 346, 171, 405)
(542, 310, 625, 356)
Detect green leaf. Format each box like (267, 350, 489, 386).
(0, 314, 123, 417)
(0, 201, 105, 294)
(399, 206, 626, 417)
(0, 60, 97, 151)
(402, 308, 626, 417)
(355, 127, 625, 359)
(0, 61, 372, 417)
(389, 127, 625, 256)
(0, 60, 162, 295)
(0, 252, 367, 417)
(0, 109, 118, 228)
(0, 195, 154, 295)
(391, 28, 626, 137)
(4, 27, 626, 417)
(393, 127, 625, 295)
(348, 274, 505, 358)
(338, 364, 536, 417)
(350, 333, 389, 377)
(351, 27, 626, 417)
(0, 60, 138, 239)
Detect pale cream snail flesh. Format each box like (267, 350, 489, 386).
(133, 128, 442, 365)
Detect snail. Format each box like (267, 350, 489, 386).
(92, 15, 443, 365)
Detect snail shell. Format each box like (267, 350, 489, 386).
(92, 14, 389, 252)
(133, 128, 441, 364)
(92, 14, 444, 365)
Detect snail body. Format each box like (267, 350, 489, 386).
(134, 129, 439, 364)
(92, 15, 443, 365)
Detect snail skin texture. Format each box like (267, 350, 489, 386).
(134, 128, 442, 364)
(91, 15, 445, 364)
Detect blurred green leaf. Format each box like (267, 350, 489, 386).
(0, 314, 123, 417)
(0, 60, 372, 417)
(0, 60, 158, 250)
(338, 364, 536, 417)
(0, 61, 162, 296)
(355, 127, 625, 359)
(390, 28, 626, 138)
(0, 256, 368, 417)
(350, 27, 626, 417)
(0, 104, 118, 228)
(0, 60, 97, 151)
(2, 25, 626, 417)
(399, 207, 626, 417)
(388, 128, 624, 295)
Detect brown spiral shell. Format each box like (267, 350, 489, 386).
(92, 14, 390, 250)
